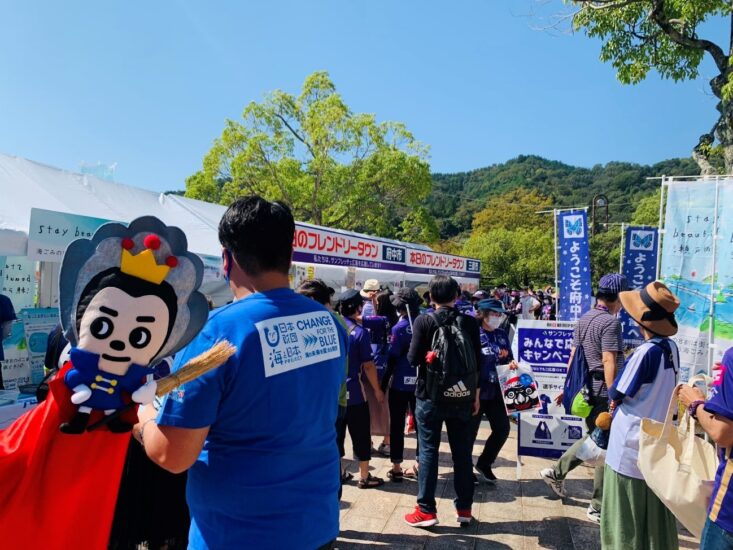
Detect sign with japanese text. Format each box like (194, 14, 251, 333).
(1, 256, 36, 311)
(620, 226, 659, 349)
(27, 208, 111, 262)
(293, 223, 480, 278)
(1, 321, 32, 391)
(556, 210, 592, 322)
(20, 307, 59, 384)
(512, 319, 585, 459)
(660, 179, 733, 381)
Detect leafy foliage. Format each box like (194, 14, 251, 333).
(186, 71, 434, 241)
(426, 154, 697, 239)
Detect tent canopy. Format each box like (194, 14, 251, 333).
(0, 153, 432, 257)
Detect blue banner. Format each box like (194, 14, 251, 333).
(620, 226, 659, 349)
(556, 210, 592, 321)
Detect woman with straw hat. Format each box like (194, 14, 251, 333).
(601, 281, 681, 549)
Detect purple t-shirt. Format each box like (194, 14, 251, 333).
(344, 318, 373, 406)
(478, 327, 513, 401)
(388, 317, 417, 392)
(704, 347, 733, 534)
(362, 315, 390, 373)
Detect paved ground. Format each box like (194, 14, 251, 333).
(337, 420, 699, 549)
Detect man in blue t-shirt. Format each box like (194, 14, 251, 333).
(0, 293, 17, 390)
(133, 197, 348, 550)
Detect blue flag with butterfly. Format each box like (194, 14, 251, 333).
(556, 210, 592, 321)
(620, 225, 658, 348)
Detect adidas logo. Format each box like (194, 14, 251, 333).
(443, 380, 471, 398)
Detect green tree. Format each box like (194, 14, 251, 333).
(461, 227, 554, 287)
(630, 188, 663, 226)
(471, 188, 554, 233)
(568, 0, 733, 173)
(186, 71, 434, 240)
(589, 229, 622, 284)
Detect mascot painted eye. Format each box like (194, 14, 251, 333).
(129, 326, 151, 348)
(91, 317, 113, 339)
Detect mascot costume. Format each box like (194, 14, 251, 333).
(0, 217, 229, 550)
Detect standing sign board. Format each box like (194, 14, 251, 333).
(27, 208, 111, 262)
(620, 226, 659, 349)
(20, 307, 59, 384)
(512, 320, 585, 462)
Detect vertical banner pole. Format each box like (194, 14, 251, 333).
(708, 177, 721, 377)
(619, 223, 626, 272)
(656, 177, 667, 277)
(554, 209, 559, 301)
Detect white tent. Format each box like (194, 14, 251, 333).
(0, 154, 222, 257)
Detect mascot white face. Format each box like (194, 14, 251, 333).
(77, 287, 170, 375)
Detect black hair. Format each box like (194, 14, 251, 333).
(337, 297, 362, 318)
(297, 278, 332, 306)
(76, 267, 178, 355)
(595, 289, 620, 303)
(218, 195, 295, 276)
(429, 275, 459, 305)
(374, 290, 398, 326)
(460, 290, 472, 301)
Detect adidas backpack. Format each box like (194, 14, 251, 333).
(424, 311, 478, 404)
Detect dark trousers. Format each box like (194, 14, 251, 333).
(415, 398, 474, 513)
(389, 389, 417, 464)
(471, 394, 510, 470)
(337, 401, 371, 462)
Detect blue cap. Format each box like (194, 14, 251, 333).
(477, 298, 507, 313)
(598, 273, 628, 294)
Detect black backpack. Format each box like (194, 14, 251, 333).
(424, 311, 478, 404)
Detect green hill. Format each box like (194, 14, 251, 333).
(426, 155, 698, 239)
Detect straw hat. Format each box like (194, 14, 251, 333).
(619, 281, 680, 337)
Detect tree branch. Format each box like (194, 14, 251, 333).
(650, 0, 728, 73)
(274, 113, 317, 160)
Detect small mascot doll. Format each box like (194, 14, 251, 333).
(0, 217, 210, 550)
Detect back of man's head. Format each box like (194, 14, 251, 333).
(218, 196, 295, 276)
(429, 275, 459, 305)
(297, 278, 332, 306)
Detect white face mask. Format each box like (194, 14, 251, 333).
(487, 315, 504, 330)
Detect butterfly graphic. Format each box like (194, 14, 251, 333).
(564, 217, 583, 236)
(631, 231, 654, 250)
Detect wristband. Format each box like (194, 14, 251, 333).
(688, 400, 705, 420)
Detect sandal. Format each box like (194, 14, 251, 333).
(403, 464, 419, 479)
(387, 469, 403, 482)
(357, 474, 385, 489)
(341, 470, 353, 483)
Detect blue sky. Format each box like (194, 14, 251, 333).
(0, 1, 725, 192)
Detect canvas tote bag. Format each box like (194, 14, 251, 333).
(638, 382, 718, 539)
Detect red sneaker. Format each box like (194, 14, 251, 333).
(404, 506, 438, 528)
(456, 509, 472, 525)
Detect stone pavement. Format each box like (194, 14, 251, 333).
(337, 420, 699, 549)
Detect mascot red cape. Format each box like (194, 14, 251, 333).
(0, 217, 209, 550)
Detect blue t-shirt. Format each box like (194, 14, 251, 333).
(0, 294, 17, 362)
(704, 347, 733, 534)
(157, 288, 348, 550)
(344, 318, 373, 406)
(478, 327, 513, 401)
(388, 317, 417, 392)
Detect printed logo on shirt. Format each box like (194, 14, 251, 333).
(443, 380, 471, 398)
(256, 312, 342, 378)
(403, 376, 417, 386)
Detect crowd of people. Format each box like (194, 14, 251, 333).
(1, 194, 731, 550)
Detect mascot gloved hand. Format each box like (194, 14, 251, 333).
(57, 220, 208, 434)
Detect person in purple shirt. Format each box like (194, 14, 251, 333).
(381, 288, 422, 482)
(679, 347, 733, 549)
(470, 298, 517, 483)
(336, 289, 385, 489)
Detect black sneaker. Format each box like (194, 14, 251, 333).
(59, 411, 90, 434)
(476, 465, 497, 484)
